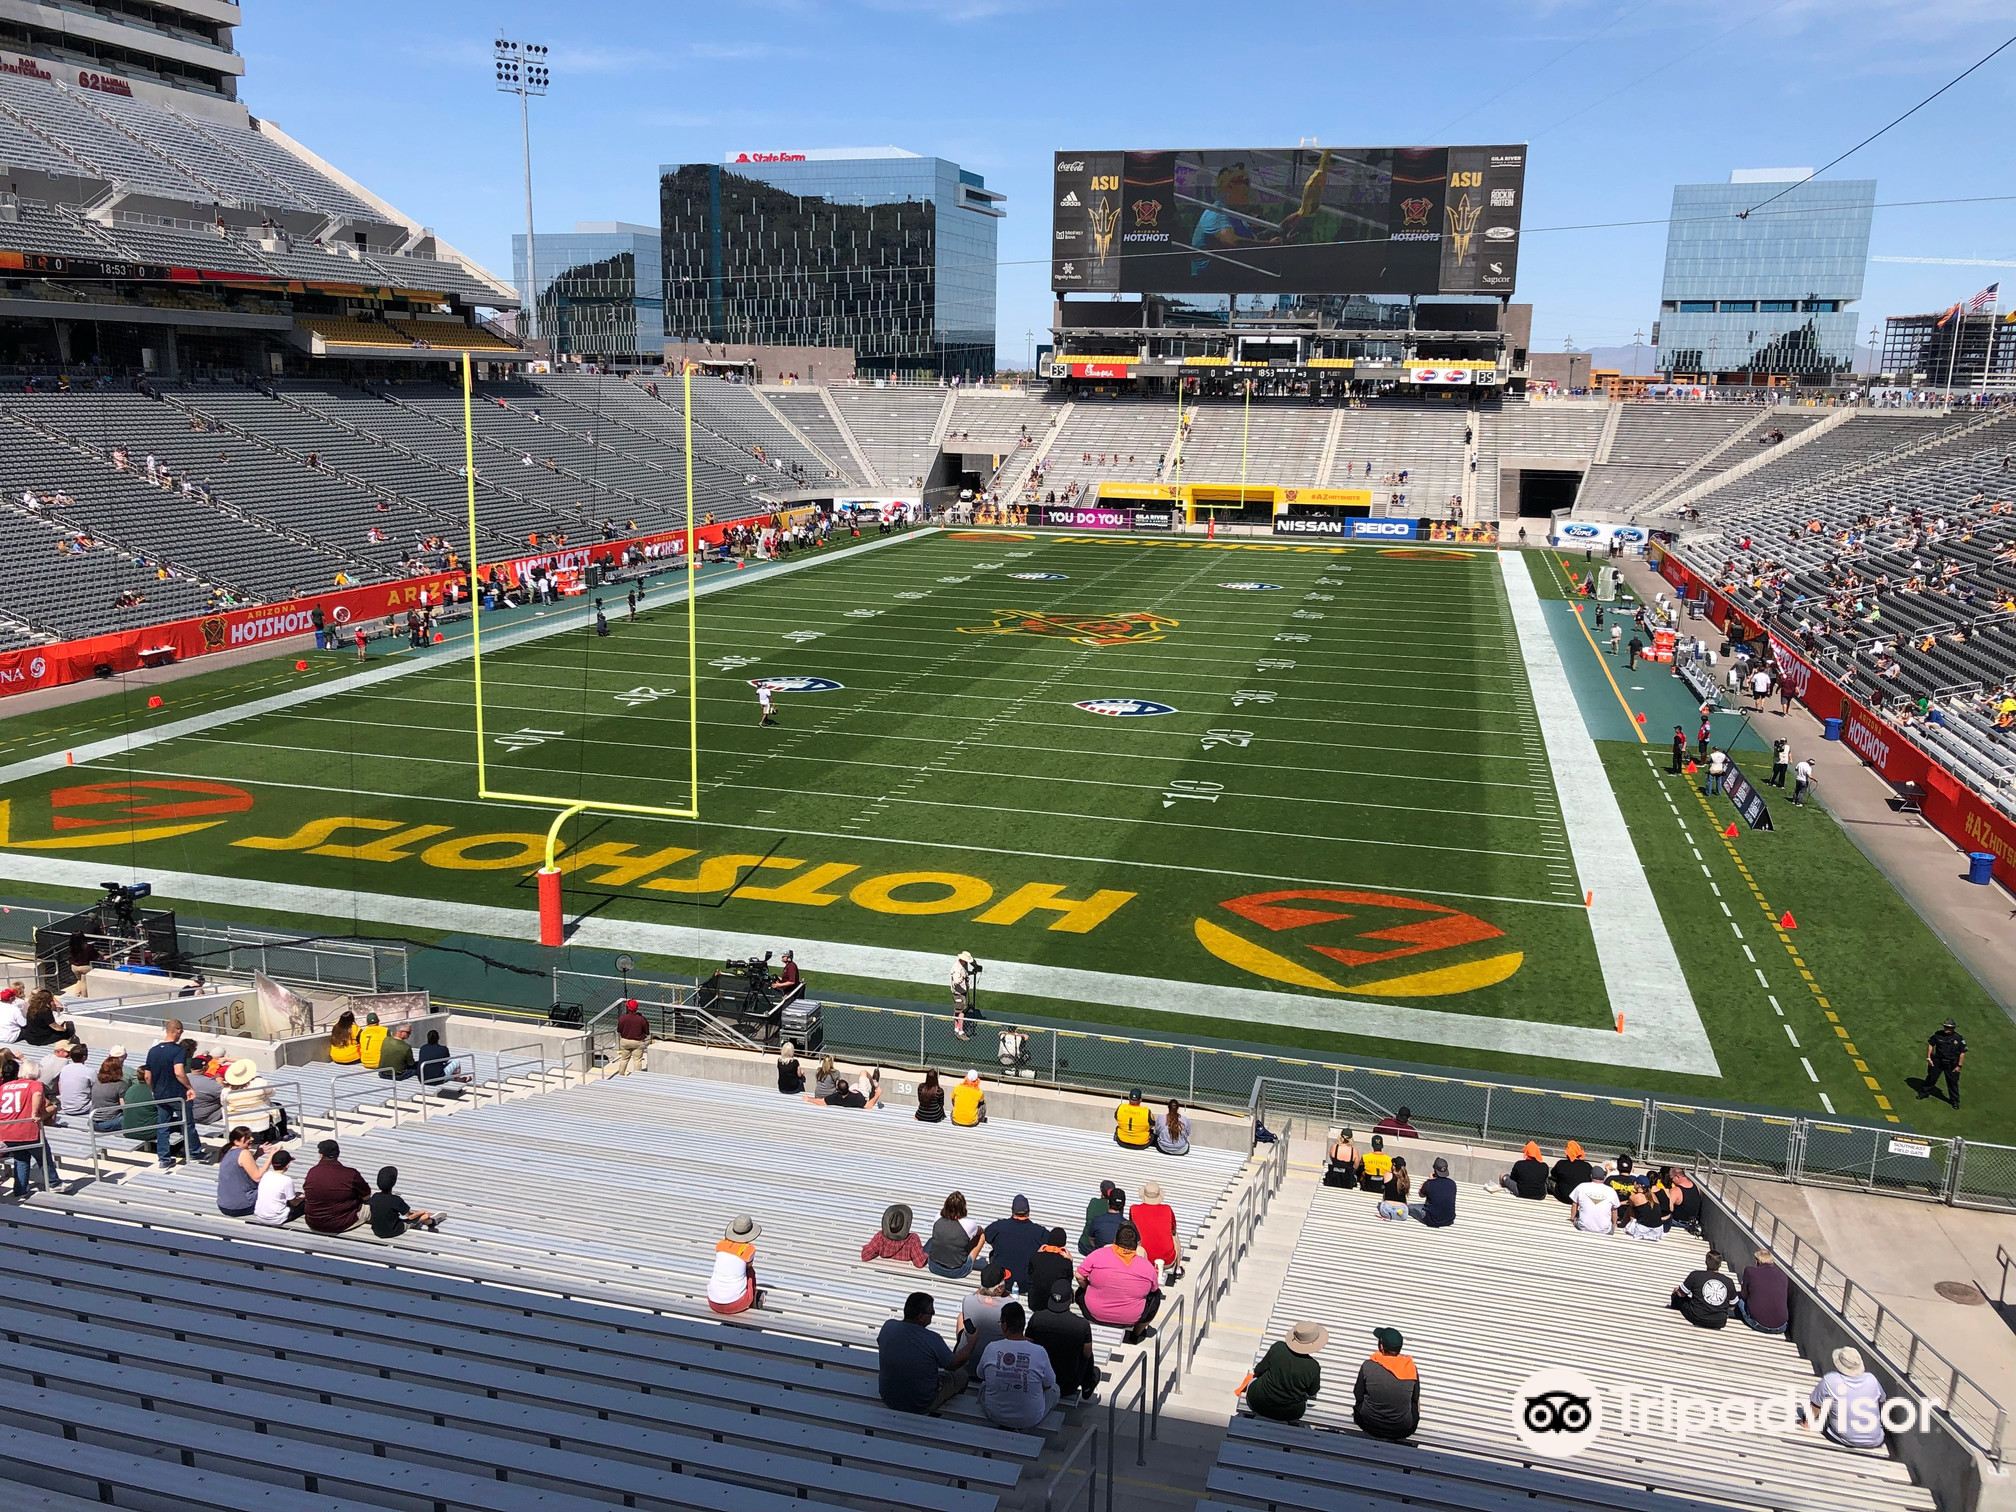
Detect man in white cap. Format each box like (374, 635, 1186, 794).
(1807, 1345, 1886, 1448)
(950, 951, 978, 1039)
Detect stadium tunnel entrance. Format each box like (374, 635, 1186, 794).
(1500, 467, 1584, 518)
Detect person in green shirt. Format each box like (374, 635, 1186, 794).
(1078, 1178, 1116, 1255)
(1245, 1321, 1326, 1423)
(375, 1025, 417, 1080)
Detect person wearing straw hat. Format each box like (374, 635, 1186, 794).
(1131, 1180, 1182, 1282)
(1244, 1322, 1327, 1423)
(221, 1057, 289, 1145)
(1353, 1326, 1420, 1441)
(1807, 1346, 1887, 1449)
(708, 1215, 764, 1315)
(862, 1203, 928, 1268)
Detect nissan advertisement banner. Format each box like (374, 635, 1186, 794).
(1273, 516, 1417, 540)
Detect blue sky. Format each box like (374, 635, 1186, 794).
(244, 0, 2016, 363)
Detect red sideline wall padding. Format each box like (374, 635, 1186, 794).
(1657, 547, 2016, 887)
(0, 515, 768, 701)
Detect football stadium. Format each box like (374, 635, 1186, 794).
(1, 7, 2015, 1512)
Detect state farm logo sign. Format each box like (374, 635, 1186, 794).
(732, 151, 806, 164)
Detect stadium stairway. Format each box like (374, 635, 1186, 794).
(1199, 1174, 1938, 1512)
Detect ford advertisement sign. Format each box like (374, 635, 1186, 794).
(1550, 520, 1650, 554)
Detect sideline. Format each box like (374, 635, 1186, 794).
(0, 528, 935, 792)
(1500, 552, 1720, 1076)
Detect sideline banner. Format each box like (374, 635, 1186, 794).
(1723, 758, 1774, 832)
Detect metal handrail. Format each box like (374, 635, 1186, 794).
(1100, 1347, 1148, 1512)
(1042, 1423, 1100, 1512)
(1700, 1165, 2007, 1464)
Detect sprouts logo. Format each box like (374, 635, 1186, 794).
(1511, 1368, 1941, 1459)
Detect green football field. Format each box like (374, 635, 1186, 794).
(1, 527, 2008, 1136)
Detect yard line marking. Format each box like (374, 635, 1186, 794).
(1803, 1058, 1819, 1083)
(1785, 1024, 1800, 1047)
(1819, 1092, 1835, 1112)
(1742, 944, 1756, 962)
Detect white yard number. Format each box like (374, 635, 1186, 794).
(1161, 778, 1225, 808)
(1231, 689, 1276, 707)
(844, 608, 884, 619)
(782, 629, 825, 643)
(1291, 609, 1325, 620)
(496, 726, 564, 752)
(1273, 632, 1309, 644)
(1303, 592, 1334, 602)
(895, 591, 928, 600)
(937, 575, 972, 584)
(709, 654, 759, 671)
(1006, 550, 1034, 557)
(971, 561, 1004, 570)
(1201, 728, 1254, 750)
(1255, 658, 1296, 671)
(613, 686, 676, 708)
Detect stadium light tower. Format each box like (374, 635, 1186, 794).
(494, 38, 551, 347)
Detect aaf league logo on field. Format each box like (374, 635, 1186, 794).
(1073, 698, 1176, 718)
(1193, 888, 1523, 998)
(1217, 581, 1284, 592)
(1009, 571, 1069, 581)
(958, 609, 1178, 649)
(747, 675, 844, 693)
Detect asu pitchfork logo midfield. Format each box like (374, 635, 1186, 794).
(957, 609, 1179, 648)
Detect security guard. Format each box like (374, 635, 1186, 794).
(1924, 1020, 1967, 1109)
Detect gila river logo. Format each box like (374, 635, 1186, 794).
(958, 610, 1178, 648)
(1194, 887, 1524, 998)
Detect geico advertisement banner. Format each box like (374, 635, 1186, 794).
(1346, 518, 1418, 541)
(1551, 520, 1650, 553)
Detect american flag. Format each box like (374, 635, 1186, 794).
(1966, 282, 2000, 314)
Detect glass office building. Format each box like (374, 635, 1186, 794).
(1655, 171, 1874, 382)
(660, 147, 1004, 379)
(513, 222, 665, 361)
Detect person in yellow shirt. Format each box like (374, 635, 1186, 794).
(356, 1013, 388, 1070)
(1358, 1134, 1394, 1193)
(1115, 1088, 1152, 1149)
(950, 1070, 986, 1127)
(326, 1010, 360, 1065)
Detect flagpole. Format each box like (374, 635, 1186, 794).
(1944, 303, 1963, 397)
(1982, 294, 2001, 397)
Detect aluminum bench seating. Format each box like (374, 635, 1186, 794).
(0, 1433, 388, 1512)
(766, 390, 863, 482)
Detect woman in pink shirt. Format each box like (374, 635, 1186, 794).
(1076, 1221, 1163, 1344)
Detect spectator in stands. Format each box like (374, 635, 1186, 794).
(1623, 1179, 1671, 1240)
(357, 1013, 388, 1069)
(1655, 1166, 1704, 1235)
(1550, 1140, 1594, 1203)
(90, 1047, 131, 1133)
(1078, 1222, 1163, 1344)
(1154, 1099, 1190, 1156)
(812, 1054, 840, 1100)
(215, 1126, 275, 1217)
(1808, 1347, 1887, 1449)
(1739, 1248, 1791, 1334)
(863, 1202, 928, 1268)
(221, 1059, 288, 1143)
(1115, 1088, 1153, 1149)
(927, 1190, 985, 1278)
(1245, 1321, 1327, 1424)
(326, 1010, 360, 1065)
(913, 1067, 946, 1122)
(251, 1148, 305, 1226)
(53, 1040, 93, 1125)
(1085, 1188, 1128, 1251)
(1373, 1105, 1418, 1138)
(1359, 1134, 1394, 1194)
(950, 1069, 987, 1127)
(185, 1043, 225, 1125)
(1494, 1141, 1550, 1199)
(806, 1070, 882, 1109)
(19, 988, 73, 1047)
(369, 1166, 441, 1238)
(303, 1138, 370, 1234)
(977, 1302, 1059, 1429)
(612, 999, 650, 1077)
(1324, 1127, 1361, 1188)
(1024, 1225, 1076, 1302)
(1568, 1171, 1620, 1234)
(0, 986, 23, 1045)
(707, 1215, 764, 1314)
(1131, 1180, 1182, 1281)
(1412, 1157, 1457, 1227)
(119, 1068, 159, 1150)
(0, 1050, 51, 1198)
(142, 1018, 206, 1169)
(962, 1262, 1015, 1351)
(1375, 1158, 1413, 1222)
(1078, 1179, 1118, 1251)
(375, 1026, 418, 1081)
(985, 1194, 1047, 1290)
(1353, 1327, 1421, 1442)
(774, 1041, 804, 1096)
(878, 1292, 978, 1415)
(1606, 1155, 1640, 1203)
(413, 1030, 473, 1095)
(1031, 1278, 1098, 1404)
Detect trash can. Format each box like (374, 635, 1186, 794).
(1968, 852, 1997, 886)
(1822, 717, 1842, 741)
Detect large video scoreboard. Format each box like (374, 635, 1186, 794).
(1052, 144, 1527, 297)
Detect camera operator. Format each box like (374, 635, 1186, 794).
(774, 950, 803, 1006)
(950, 951, 981, 1041)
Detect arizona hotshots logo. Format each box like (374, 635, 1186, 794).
(1194, 887, 1523, 998)
(0, 779, 253, 849)
(959, 609, 1178, 649)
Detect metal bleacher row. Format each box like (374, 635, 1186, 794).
(10, 1068, 1248, 1511)
(1202, 1179, 1935, 1512)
